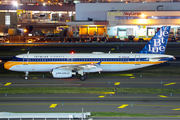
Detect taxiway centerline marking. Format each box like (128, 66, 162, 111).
(99, 96, 105, 98)
(4, 83, 11, 86)
(118, 104, 129, 108)
(119, 74, 133, 76)
(114, 82, 120, 85)
(32, 77, 38, 79)
(172, 108, 180, 110)
(101, 92, 115, 94)
(164, 82, 176, 86)
(49, 104, 57, 108)
(111, 48, 115, 50)
(158, 95, 168, 98)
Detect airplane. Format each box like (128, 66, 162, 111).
(4, 26, 175, 81)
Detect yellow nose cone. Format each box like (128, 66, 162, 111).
(4, 61, 11, 70)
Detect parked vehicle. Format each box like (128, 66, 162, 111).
(4, 39, 9, 43)
(128, 35, 134, 42)
(99, 37, 107, 42)
(0, 37, 5, 42)
(26, 39, 34, 43)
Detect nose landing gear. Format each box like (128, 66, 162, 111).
(25, 71, 29, 80)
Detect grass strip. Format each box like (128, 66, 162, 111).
(0, 87, 112, 94)
(116, 88, 180, 94)
(0, 87, 180, 94)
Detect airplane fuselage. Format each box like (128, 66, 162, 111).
(4, 52, 174, 73)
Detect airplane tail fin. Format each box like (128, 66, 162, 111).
(138, 26, 171, 54)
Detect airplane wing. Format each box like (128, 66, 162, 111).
(57, 61, 102, 73)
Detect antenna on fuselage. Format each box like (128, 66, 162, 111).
(109, 51, 111, 53)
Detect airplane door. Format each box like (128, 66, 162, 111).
(67, 56, 74, 63)
(23, 55, 28, 65)
(67, 56, 70, 63)
(135, 55, 140, 65)
(23, 52, 29, 65)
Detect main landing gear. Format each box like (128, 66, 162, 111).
(25, 71, 29, 80)
(80, 73, 87, 81)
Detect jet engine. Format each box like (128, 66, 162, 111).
(52, 69, 76, 78)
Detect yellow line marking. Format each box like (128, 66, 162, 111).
(158, 95, 168, 98)
(22, 49, 25, 51)
(111, 48, 115, 50)
(164, 82, 176, 86)
(119, 74, 133, 76)
(114, 82, 120, 85)
(32, 77, 38, 79)
(130, 77, 135, 78)
(172, 108, 180, 110)
(99, 96, 105, 98)
(101, 92, 115, 94)
(4, 83, 11, 86)
(49, 104, 57, 108)
(118, 104, 129, 108)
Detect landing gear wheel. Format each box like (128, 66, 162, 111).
(80, 76, 85, 81)
(84, 74, 87, 79)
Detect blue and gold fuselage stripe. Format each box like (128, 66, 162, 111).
(11, 57, 172, 62)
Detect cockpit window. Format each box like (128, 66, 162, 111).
(11, 57, 17, 61)
(12, 58, 17, 61)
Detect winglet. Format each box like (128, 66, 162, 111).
(138, 26, 171, 54)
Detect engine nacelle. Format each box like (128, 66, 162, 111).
(52, 69, 75, 78)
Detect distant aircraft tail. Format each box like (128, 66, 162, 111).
(138, 26, 171, 54)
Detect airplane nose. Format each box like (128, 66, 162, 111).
(4, 61, 11, 70)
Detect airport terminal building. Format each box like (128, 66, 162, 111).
(67, 3, 180, 38)
(1, 2, 180, 39)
